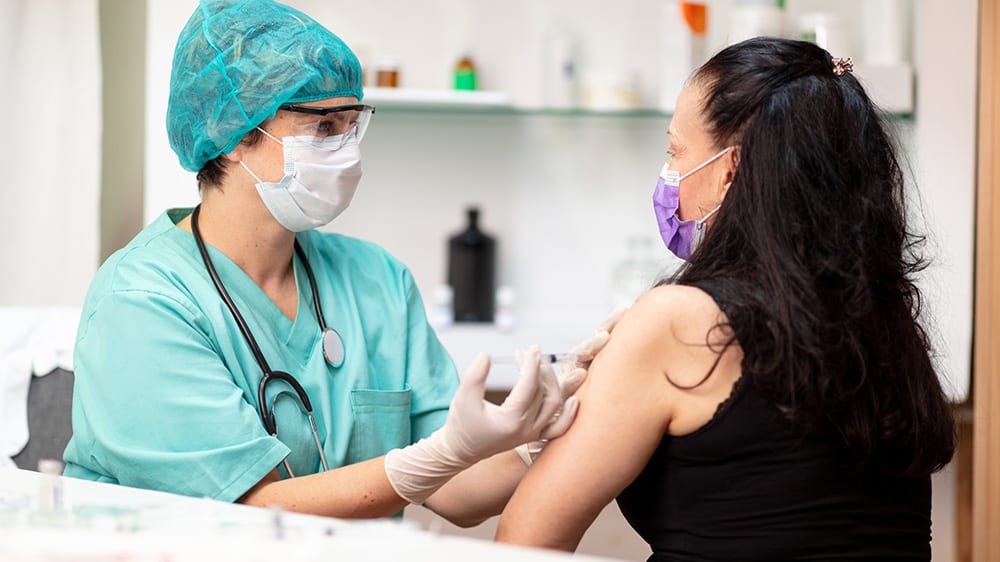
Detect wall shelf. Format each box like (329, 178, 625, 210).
(364, 87, 511, 110)
(365, 87, 670, 117)
(364, 87, 912, 121)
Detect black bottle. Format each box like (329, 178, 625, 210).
(448, 207, 496, 323)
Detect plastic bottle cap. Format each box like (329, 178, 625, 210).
(38, 459, 64, 475)
(496, 286, 516, 306)
(434, 285, 454, 303)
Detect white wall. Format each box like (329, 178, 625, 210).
(0, 1, 102, 306)
(911, 0, 979, 405)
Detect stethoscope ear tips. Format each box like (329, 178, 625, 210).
(322, 328, 345, 368)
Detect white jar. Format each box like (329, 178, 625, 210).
(728, 2, 784, 45)
(862, 0, 910, 65)
(796, 12, 852, 58)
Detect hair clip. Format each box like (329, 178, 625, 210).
(832, 56, 854, 76)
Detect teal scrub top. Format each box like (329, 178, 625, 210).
(63, 209, 459, 502)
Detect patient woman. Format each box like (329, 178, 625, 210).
(495, 37, 956, 561)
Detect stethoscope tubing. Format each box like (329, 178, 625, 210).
(191, 205, 332, 475)
(192, 206, 275, 376)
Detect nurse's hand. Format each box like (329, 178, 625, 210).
(384, 346, 567, 505)
(445, 345, 568, 461)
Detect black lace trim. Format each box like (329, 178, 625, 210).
(674, 374, 748, 441)
(713, 374, 747, 417)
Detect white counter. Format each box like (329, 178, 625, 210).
(0, 467, 616, 562)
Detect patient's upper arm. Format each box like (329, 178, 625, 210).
(495, 285, 696, 550)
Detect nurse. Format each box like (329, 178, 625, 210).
(63, 0, 612, 524)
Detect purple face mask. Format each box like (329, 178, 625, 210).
(652, 147, 732, 259)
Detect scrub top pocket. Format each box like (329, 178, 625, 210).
(347, 389, 412, 465)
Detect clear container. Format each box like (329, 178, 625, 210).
(660, 1, 709, 112)
(542, 28, 578, 109)
(796, 12, 851, 57)
(862, 0, 910, 65)
(30, 459, 70, 527)
(431, 285, 454, 330)
(36, 459, 65, 513)
(494, 286, 516, 334)
(728, 0, 784, 45)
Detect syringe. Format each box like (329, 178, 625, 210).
(489, 353, 577, 365)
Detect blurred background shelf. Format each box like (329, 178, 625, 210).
(365, 86, 913, 120)
(364, 87, 511, 110)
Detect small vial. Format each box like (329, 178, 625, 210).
(375, 57, 400, 88)
(270, 505, 286, 540)
(36, 459, 64, 513)
(494, 286, 516, 333)
(453, 54, 477, 91)
(431, 285, 454, 330)
(30, 458, 69, 528)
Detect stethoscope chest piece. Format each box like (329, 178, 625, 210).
(322, 327, 345, 368)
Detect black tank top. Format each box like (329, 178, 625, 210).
(616, 375, 931, 561)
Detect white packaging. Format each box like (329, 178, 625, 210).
(796, 12, 852, 58)
(659, 1, 708, 112)
(494, 286, 516, 334)
(542, 29, 579, 109)
(36, 459, 65, 513)
(582, 70, 639, 111)
(853, 63, 914, 114)
(728, 5, 784, 45)
(431, 285, 454, 330)
(862, 0, 910, 65)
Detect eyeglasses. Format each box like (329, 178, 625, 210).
(278, 103, 375, 149)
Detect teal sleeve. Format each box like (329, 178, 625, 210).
(69, 289, 289, 502)
(401, 270, 459, 442)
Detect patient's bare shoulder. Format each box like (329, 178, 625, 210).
(627, 284, 729, 342)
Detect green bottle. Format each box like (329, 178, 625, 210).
(454, 54, 477, 91)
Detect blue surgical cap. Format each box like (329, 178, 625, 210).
(167, 0, 364, 172)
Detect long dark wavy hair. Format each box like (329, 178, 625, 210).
(668, 37, 955, 477)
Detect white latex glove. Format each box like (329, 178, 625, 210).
(384, 346, 569, 505)
(514, 307, 627, 465)
(512, 348, 578, 440)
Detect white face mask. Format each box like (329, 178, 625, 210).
(240, 129, 363, 232)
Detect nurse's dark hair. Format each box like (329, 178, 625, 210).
(667, 37, 955, 477)
(195, 127, 265, 190)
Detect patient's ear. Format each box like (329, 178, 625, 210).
(717, 146, 740, 200)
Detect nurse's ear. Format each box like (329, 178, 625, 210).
(224, 126, 270, 163)
(223, 147, 243, 163)
(223, 136, 251, 164)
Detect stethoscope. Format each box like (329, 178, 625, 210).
(191, 205, 344, 477)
